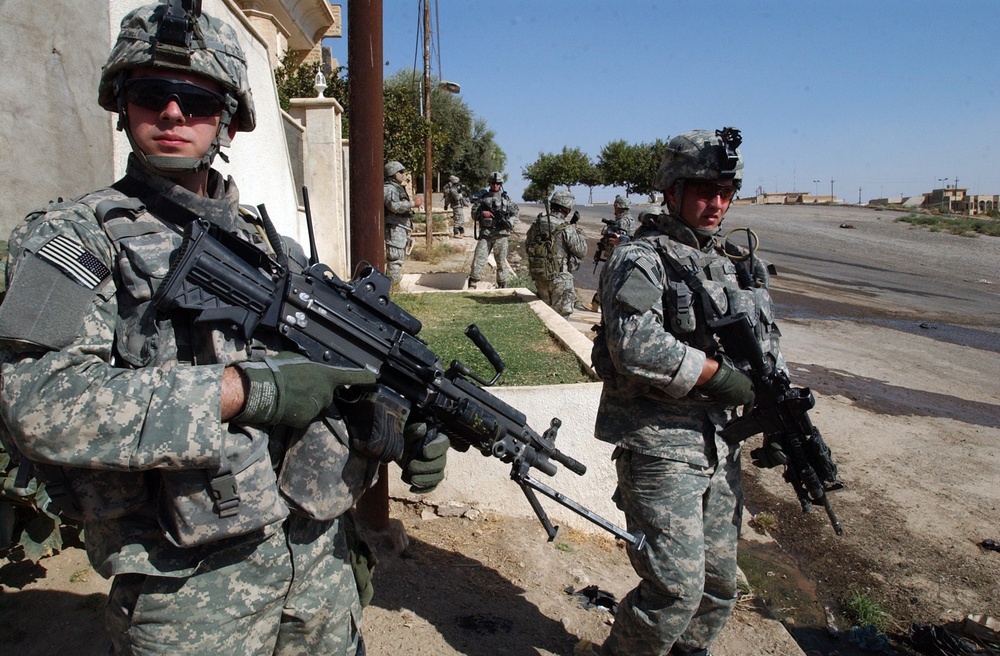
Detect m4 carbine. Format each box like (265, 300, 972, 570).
(593, 218, 630, 273)
(712, 313, 844, 535)
(153, 218, 645, 551)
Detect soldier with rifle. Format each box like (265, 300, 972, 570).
(583, 128, 840, 656)
(0, 3, 447, 653)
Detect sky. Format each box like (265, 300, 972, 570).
(324, 0, 1000, 205)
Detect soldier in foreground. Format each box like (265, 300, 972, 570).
(384, 160, 422, 284)
(468, 171, 518, 289)
(443, 174, 469, 237)
(0, 3, 445, 654)
(525, 189, 588, 317)
(586, 128, 781, 656)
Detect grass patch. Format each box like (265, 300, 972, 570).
(394, 292, 594, 386)
(843, 587, 890, 632)
(749, 511, 777, 534)
(412, 212, 451, 235)
(409, 239, 464, 264)
(896, 213, 1000, 237)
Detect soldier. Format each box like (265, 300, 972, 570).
(612, 195, 635, 236)
(525, 189, 588, 317)
(468, 171, 518, 289)
(0, 3, 446, 654)
(442, 174, 468, 237)
(384, 160, 422, 284)
(586, 128, 781, 656)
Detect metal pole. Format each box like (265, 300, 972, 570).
(348, 0, 390, 531)
(423, 0, 433, 248)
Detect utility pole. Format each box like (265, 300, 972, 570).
(348, 0, 390, 531)
(830, 179, 835, 203)
(422, 0, 433, 248)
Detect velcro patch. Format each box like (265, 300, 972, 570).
(36, 234, 111, 290)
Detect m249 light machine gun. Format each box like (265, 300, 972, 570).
(153, 215, 646, 551)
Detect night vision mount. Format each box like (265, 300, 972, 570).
(155, 0, 203, 64)
(715, 127, 742, 177)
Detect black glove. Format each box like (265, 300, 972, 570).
(235, 352, 375, 428)
(750, 436, 788, 469)
(400, 422, 450, 493)
(570, 210, 581, 224)
(700, 357, 755, 407)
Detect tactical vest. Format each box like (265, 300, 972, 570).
(526, 215, 571, 278)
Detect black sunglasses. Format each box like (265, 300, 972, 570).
(686, 180, 738, 202)
(124, 78, 226, 118)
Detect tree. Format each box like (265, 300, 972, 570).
(521, 147, 595, 205)
(597, 139, 667, 201)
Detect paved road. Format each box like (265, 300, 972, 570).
(546, 202, 1000, 352)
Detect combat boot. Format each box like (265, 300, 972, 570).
(468, 278, 478, 290)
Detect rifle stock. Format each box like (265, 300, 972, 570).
(154, 219, 646, 550)
(712, 313, 844, 535)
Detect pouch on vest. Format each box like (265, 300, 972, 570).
(157, 429, 287, 547)
(666, 280, 696, 334)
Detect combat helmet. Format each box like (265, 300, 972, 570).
(99, 0, 255, 176)
(385, 161, 406, 178)
(653, 127, 743, 194)
(614, 195, 630, 210)
(448, 175, 460, 184)
(488, 172, 504, 185)
(550, 189, 575, 212)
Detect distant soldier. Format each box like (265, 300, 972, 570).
(384, 160, 422, 284)
(443, 174, 469, 237)
(613, 194, 635, 236)
(525, 189, 587, 317)
(468, 171, 518, 289)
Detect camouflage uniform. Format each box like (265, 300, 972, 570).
(384, 163, 418, 285)
(0, 4, 374, 655)
(613, 196, 635, 237)
(443, 175, 468, 236)
(469, 173, 518, 288)
(525, 191, 587, 317)
(591, 129, 782, 656)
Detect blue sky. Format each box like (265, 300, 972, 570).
(324, 1, 999, 204)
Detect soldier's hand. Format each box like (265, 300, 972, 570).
(481, 210, 494, 218)
(413, 196, 423, 208)
(699, 356, 755, 407)
(400, 422, 450, 493)
(235, 352, 375, 428)
(571, 210, 581, 224)
(751, 437, 788, 468)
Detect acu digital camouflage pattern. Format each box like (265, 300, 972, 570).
(525, 210, 588, 317)
(383, 176, 417, 284)
(442, 177, 468, 235)
(592, 210, 784, 655)
(469, 187, 519, 286)
(0, 155, 372, 654)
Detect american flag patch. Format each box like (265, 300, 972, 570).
(36, 234, 111, 290)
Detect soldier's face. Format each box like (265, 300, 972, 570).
(126, 68, 225, 162)
(672, 179, 735, 232)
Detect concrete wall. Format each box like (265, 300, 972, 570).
(2, 0, 302, 241)
(0, 0, 115, 231)
(389, 382, 628, 542)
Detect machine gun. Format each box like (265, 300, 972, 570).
(153, 217, 645, 551)
(712, 313, 844, 535)
(593, 217, 630, 273)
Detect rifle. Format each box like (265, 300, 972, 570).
(593, 218, 630, 273)
(152, 217, 646, 551)
(712, 313, 844, 535)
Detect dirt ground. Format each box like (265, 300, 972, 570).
(2, 207, 999, 656)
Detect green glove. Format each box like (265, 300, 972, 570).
(751, 437, 788, 469)
(700, 357, 755, 408)
(235, 352, 375, 428)
(400, 423, 450, 493)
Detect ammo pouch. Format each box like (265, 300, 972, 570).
(277, 410, 381, 521)
(158, 430, 287, 548)
(35, 464, 150, 522)
(667, 280, 696, 333)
